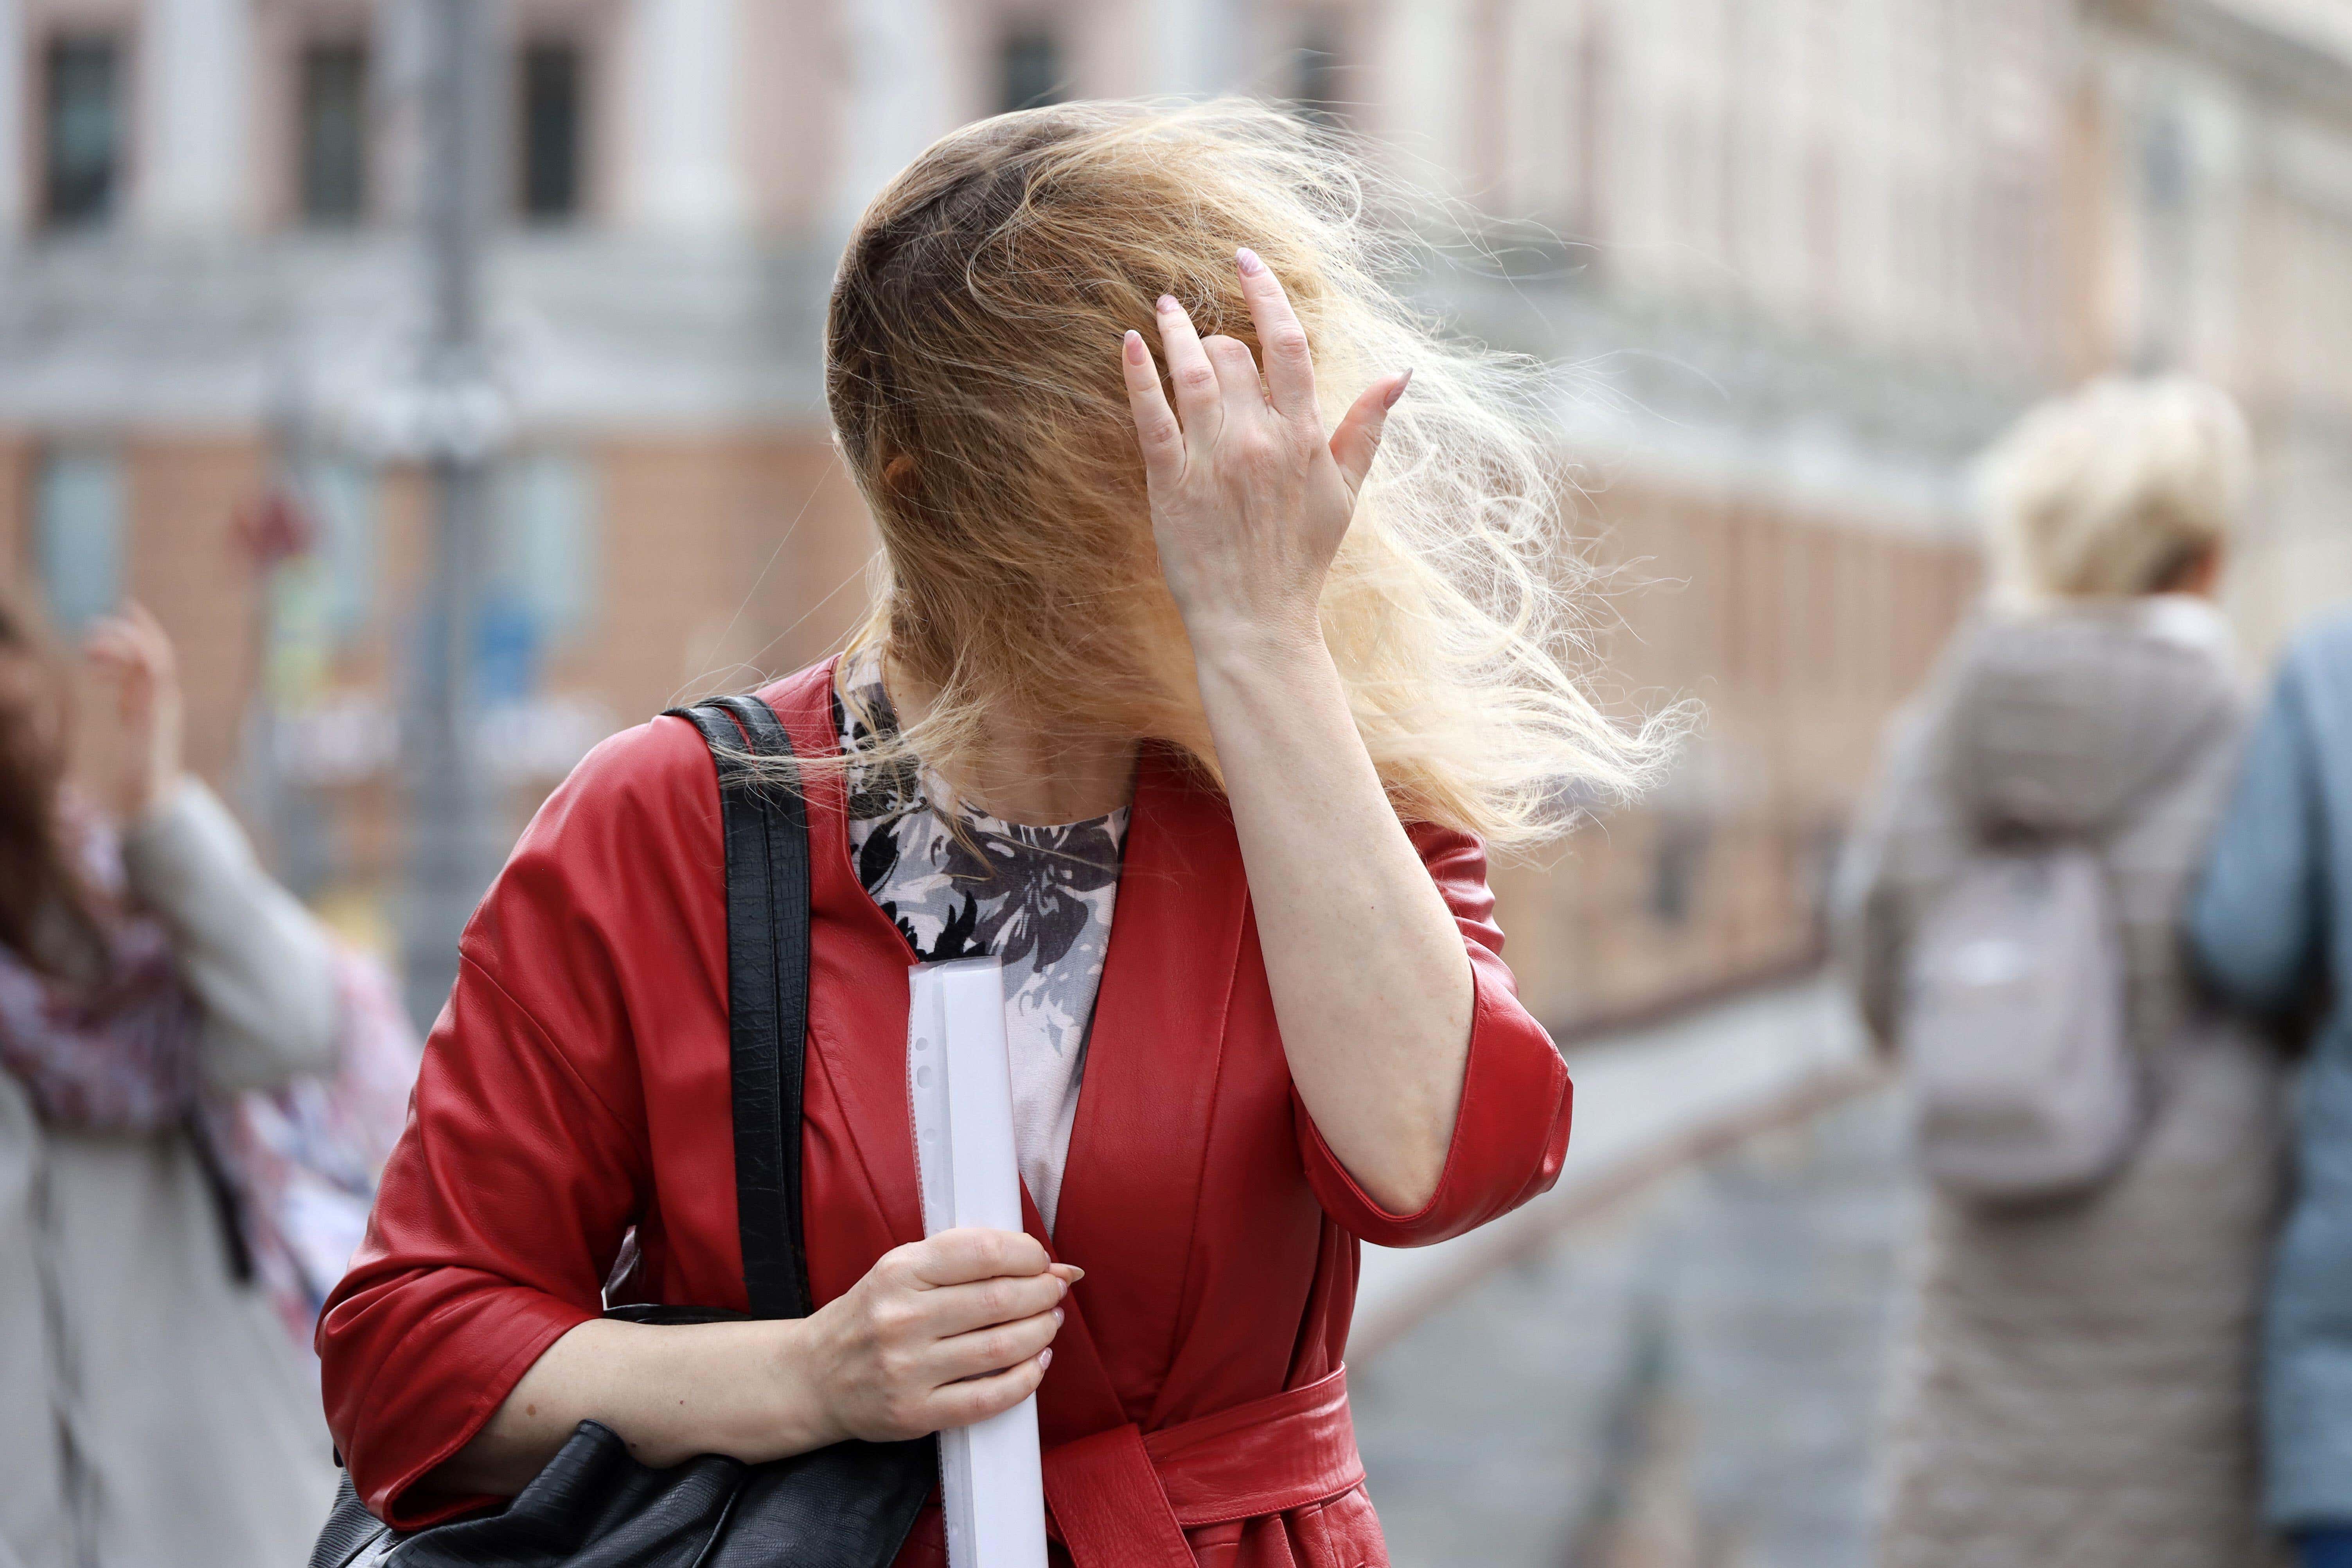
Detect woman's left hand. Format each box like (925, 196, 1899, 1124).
(1120, 249, 1409, 654)
(84, 602, 184, 823)
(1114, 250, 1469, 1218)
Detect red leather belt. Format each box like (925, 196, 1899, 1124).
(1040, 1367, 1364, 1567)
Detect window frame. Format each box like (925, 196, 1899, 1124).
(295, 36, 372, 227)
(516, 36, 589, 224)
(31, 445, 128, 634)
(39, 30, 128, 230)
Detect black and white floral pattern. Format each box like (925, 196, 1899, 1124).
(837, 658, 1127, 1232)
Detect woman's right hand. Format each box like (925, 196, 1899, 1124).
(82, 602, 184, 824)
(428, 1227, 1074, 1499)
(800, 1228, 1075, 1444)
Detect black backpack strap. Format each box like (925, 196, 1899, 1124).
(666, 695, 813, 1321)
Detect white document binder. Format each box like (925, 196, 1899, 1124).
(906, 958, 1049, 1568)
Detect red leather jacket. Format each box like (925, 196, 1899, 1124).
(318, 660, 1572, 1568)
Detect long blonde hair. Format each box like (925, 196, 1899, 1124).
(822, 99, 1663, 848)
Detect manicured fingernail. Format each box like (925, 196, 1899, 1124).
(1384, 368, 1414, 409)
(1039, 1348, 1053, 1369)
(1236, 246, 1265, 276)
(1156, 294, 1179, 314)
(1123, 330, 1145, 363)
(1051, 1308, 1065, 1327)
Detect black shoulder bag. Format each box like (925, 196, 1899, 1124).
(311, 695, 935, 1568)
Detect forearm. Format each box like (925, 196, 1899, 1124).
(1192, 627, 1474, 1212)
(122, 778, 340, 1088)
(426, 1317, 834, 1498)
(419, 1229, 1069, 1504)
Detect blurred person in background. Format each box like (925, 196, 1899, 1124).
(1836, 377, 2284, 1567)
(0, 591, 342, 1568)
(2187, 610, 2352, 1568)
(316, 101, 1655, 1567)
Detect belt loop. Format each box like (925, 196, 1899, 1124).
(1042, 1424, 1194, 1568)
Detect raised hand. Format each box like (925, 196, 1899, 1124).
(1119, 248, 1410, 656)
(82, 601, 183, 822)
(1116, 251, 1471, 1220)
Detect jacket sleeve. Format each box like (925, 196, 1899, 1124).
(1294, 823, 1571, 1248)
(2189, 656, 2327, 1016)
(119, 777, 341, 1092)
(315, 720, 710, 1527)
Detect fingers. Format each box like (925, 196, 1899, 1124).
(1234, 247, 1318, 423)
(83, 603, 172, 682)
(900, 1228, 1051, 1288)
(928, 1304, 1062, 1383)
(1154, 293, 1223, 440)
(81, 620, 154, 718)
(1329, 369, 1412, 496)
(1121, 331, 1184, 485)
(1202, 336, 1268, 429)
(926, 1347, 1052, 1431)
(122, 602, 176, 680)
(82, 621, 136, 670)
(919, 1268, 1068, 1339)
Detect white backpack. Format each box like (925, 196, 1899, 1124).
(1898, 844, 2140, 1203)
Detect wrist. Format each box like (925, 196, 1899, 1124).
(1184, 614, 1328, 683)
(756, 1317, 844, 1457)
(126, 768, 183, 826)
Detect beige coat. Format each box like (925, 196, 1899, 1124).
(1836, 598, 2287, 1568)
(0, 781, 342, 1568)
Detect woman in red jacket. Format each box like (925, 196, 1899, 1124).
(319, 101, 1659, 1567)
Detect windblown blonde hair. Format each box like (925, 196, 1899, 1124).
(821, 99, 1663, 847)
(1980, 375, 2251, 604)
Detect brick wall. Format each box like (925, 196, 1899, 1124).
(1, 425, 1980, 1028)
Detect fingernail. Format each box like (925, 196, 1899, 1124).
(1384, 368, 1414, 410)
(1040, 1348, 1054, 1370)
(1123, 329, 1145, 363)
(1156, 294, 1179, 314)
(1236, 247, 1265, 276)
(1051, 1308, 1065, 1327)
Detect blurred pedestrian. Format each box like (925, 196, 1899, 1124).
(0, 592, 342, 1568)
(1836, 377, 2285, 1567)
(2188, 612, 2352, 1568)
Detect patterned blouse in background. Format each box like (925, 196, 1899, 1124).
(836, 659, 1128, 1237)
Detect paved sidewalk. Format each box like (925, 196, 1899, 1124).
(1349, 983, 1922, 1568)
(1351, 980, 1879, 1353)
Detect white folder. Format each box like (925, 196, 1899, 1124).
(906, 958, 1049, 1568)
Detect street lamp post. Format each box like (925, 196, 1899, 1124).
(400, 0, 507, 1029)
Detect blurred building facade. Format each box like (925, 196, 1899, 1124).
(2, 0, 2348, 1025)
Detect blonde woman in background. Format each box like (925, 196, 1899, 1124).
(1836, 378, 2286, 1567)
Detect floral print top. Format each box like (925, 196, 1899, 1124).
(836, 659, 1127, 1236)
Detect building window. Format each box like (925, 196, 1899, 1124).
(999, 29, 1064, 114)
(1649, 818, 1709, 927)
(1291, 19, 1345, 127)
(302, 457, 379, 638)
(519, 42, 584, 221)
(42, 36, 122, 227)
(475, 451, 598, 701)
(33, 450, 125, 632)
(299, 42, 370, 224)
(496, 451, 598, 638)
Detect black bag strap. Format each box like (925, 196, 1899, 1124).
(666, 695, 812, 1321)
